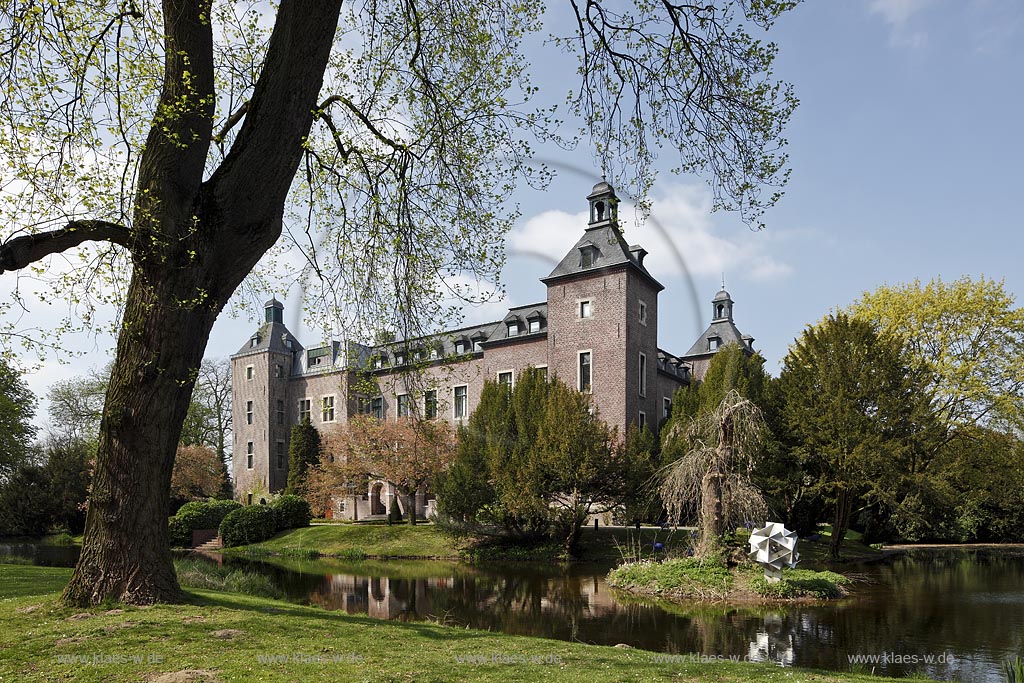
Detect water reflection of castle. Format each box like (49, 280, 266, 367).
(310, 574, 456, 620)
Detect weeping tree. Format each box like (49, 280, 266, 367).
(660, 390, 768, 557)
(0, 0, 798, 605)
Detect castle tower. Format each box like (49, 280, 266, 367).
(231, 298, 302, 502)
(681, 288, 755, 383)
(540, 180, 664, 434)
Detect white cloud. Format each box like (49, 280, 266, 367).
(868, 0, 933, 26)
(868, 0, 933, 46)
(509, 183, 792, 286)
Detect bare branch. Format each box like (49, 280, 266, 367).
(0, 221, 130, 274)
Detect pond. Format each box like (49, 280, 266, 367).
(2, 541, 1021, 682)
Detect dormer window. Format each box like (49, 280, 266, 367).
(454, 340, 467, 354)
(579, 245, 597, 268)
(395, 353, 405, 366)
(249, 336, 259, 348)
(473, 339, 484, 352)
(429, 347, 439, 360)
(373, 356, 384, 370)
(529, 318, 541, 333)
(709, 337, 720, 351)
(507, 321, 520, 337)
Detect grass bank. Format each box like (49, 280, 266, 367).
(607, 558, 851, 602)
(223, 522, 462, 560)
(0, 562, 889, 683)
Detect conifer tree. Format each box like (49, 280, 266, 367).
(285, 419, 322, 496)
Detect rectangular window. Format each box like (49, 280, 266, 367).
(473, 340, 484, 352)
(371, 396, 383, 419)
(507, 321, 519, 337)
(498, 371, 513, 391)
(664, 397, 672, 419)
(246, 365, 254, 381)
(709, 338, 719, 351)
(246, 400, 254, 425)
(274, 364, 284, 378)
(639, 300, 648, 325)
(321, 395, 335, 422)
(579, 300, 592, 318)
(246, 442, 254, 469)
(397, 393, 411, 418)
(276, 399, 285, 425)
(579, 351, 592, 393)
(529, 318, 541, 333)
(454, 341, 467, 354)
(454, 385, 468, 419)
(373, 356, 384, 370)
(276, 441, 285, 469)
(638, 411, 647, 430)
(639, 352, 647, 397)
(425, 390, 437, 419)
(395, 354, 405, 366)
(298, 399, 311, 422)
(535, 365, 548, 381)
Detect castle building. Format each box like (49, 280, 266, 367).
(230, 181, 754, 516)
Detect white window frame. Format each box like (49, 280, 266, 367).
(638, 352, 647, 398)
(453, 385, 469, 419)
(497, 370, 514, 391)
(579, 300, 592, 319)
(578, 350, 593, 393)
(454, 340, 467, 354)
(638, 411, 647, 430)
(371, 396, 384, 419)
(528, 318, 541, 333)
(298, 398, 311, 422)
(424, 390, 438, 419)
(321, 395, 336, 422)
(246, 441, 254, 469)
(245, 365, 254, 381)
(709, 337, 720, 351)
(639, 300, 648, 326)
(664, 397, 672, 419)
(534, 365, 548, 381)
(397, 393, 411, 418)
(507, 321, 520, 337)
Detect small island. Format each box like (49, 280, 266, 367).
(607, 556, 851, 603)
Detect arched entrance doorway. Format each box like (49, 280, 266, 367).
(370, 482, 386, 515)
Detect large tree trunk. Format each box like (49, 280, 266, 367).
(62, 270, 221, 605)
(699, 471, 725, 557)
(60, 0, 344, 606)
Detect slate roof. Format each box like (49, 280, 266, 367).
(682, 318, 753, 357)
(233, 321, 303, 357)
(541, 223, 663, 291)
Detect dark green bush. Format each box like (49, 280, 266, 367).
(219, 505, 278, 547)
(168, 499, 242, 547)
(271, 494, 312, 531)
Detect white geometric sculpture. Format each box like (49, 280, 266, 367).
(748, 522, 799, 583)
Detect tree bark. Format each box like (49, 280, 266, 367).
(60, 0, 344, 606)
(829, 488, 852, 561)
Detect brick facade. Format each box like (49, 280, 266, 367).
(230, 181, 753, 513)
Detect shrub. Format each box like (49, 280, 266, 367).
(271, 494, 312, 531)
(168, 499, 242, 547)
(219, 505, 278, 547)
(174, 558, 282, 599)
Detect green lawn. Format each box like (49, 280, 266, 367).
(0, 563, 892, 683)
(225, 522, 462, 559)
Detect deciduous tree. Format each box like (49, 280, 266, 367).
(850, 276, 1024, 432)
(778, 314, 940, 559)
(0, 0, 800, 605)
(321, 416, 456, 525)
(0, 358, 37, 479)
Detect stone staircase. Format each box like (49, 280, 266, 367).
(191, 529, 222, 552)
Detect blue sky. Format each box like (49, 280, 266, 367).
(7, 0, 1024, 429)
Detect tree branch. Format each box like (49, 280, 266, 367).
(0, 221, 130, 273)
